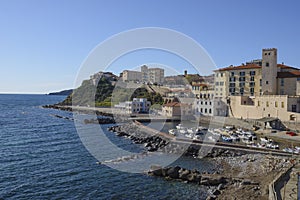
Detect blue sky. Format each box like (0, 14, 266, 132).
(0, 0, 299, 93)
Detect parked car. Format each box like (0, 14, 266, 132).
(286, 131, 297, 136)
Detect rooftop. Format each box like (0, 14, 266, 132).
(215, 63, 298, 72)
(277, 70, 300, 78)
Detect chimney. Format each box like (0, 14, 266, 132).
(184, 70, 187, 76)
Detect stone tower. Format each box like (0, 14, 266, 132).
(261, 48, 277, 95)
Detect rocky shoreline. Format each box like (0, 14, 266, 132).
(45, 105, 297, 199)
(108, 122, 295, 199)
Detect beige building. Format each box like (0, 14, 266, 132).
(213, 48, 300, 121)
(214, 48, 300, 97)
(229, 95, 300, 122)
(162, 102, 193, 117)
(122, 70, 142, 82)
(141, 65, 164, 84)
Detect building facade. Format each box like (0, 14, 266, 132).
(229, 95, 300, 122)
(213, 48, 300, 121)
(162, 102, 193, 117)
(114, 98, 151, 114)
(141, 65, 164, 84)
(122, 70, 142, 82)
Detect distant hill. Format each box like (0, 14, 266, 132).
(58, 72, 163, 107)
(48, 89, 73, 96)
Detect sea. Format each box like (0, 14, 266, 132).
(0, 94, 217, 200)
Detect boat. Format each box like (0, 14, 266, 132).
(187, 128, 195, 134)
(193, 135, 201, 140)
(230, 135, 240, 141)
(176, 124, 185, 130)
(260, 137, 272, 144)
(242, 139, 254, 145)
(179, 129, 187, 134)
(168, 129, 177, 136)
(222, 135, 233, 142)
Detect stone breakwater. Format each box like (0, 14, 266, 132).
(108, 124, 168, 152)
(148, 165, 260, 200)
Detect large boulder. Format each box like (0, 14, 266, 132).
(149, 165, 163, 177)
(166, 166, 181, 179)
(179, 169, 191, 180)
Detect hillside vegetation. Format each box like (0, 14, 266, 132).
(59, 75, 163, 107)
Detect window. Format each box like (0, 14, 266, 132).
(281, 102, 284, 108)
(292, 105, 297, 112)
(229, 77, 236, 82)
(201, 101, 203, 105)
(239, 82, 245, 87)
(249, 82, 255, 87)
(266, 62, 269, 67)
(250, 76, 255, 81)
(266, 101, 269, 107)
(231, 72, 235, 76)
(209, 101, 212, 105)
(280, 78, 284, 86)
(266, 81, 269, 85)
(220, 81, 224, 86)
(275, 102, 278, 107)
(200, 108, 203, 113)
(209, 109, 212, 114)
(215, 82, 219, 86)
(250, 88, 254, 93)
(240, 88, 244, 93)
(221, 73, 223, 77)
(239, 77, 246, 82)
(250, 71, 256, 76)
(204, 108, 207, 113)
(239, 71, 245, 76)
(257, 101, 260, 106)
(260, 79, 262, 86)
(229, 83, 235, 87)
(229, 88, 235, 94)
(205, 101, 207, 105)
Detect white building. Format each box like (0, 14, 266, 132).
(114, 98, 151, 114)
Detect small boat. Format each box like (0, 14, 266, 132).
(193, 135, 201, 140)
(242, 139, 254, 145)
(230, 135, 240, 141)
(179, 129, 188, 134)
(260, 137, 272, 143)
(283, 148, 293, 153)
(222, 135, 232, 142)
(176, 124, 185, 130)
(225, 125, 234, 130)
(187, 128, 195, 134)
(168, 129, 177, 136)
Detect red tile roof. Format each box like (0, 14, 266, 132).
(277, 70, 300, 78)
(277, 64, 298, 70)
(215, 63, 298, 72)
(215, 64, 261, 71)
